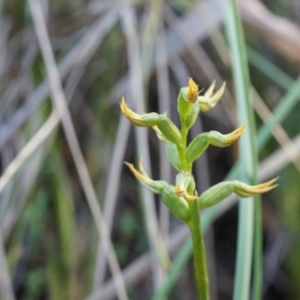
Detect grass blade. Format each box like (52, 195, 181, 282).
(247, 47, 294, 90)
(257, 75, 300, 150)
(28, 1, 128, 299)
(222, 1, 260, 299)
(120, 3, 171, 280)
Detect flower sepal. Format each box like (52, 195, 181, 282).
(175, 172, 197, 201)
(125, 159, 166, 194)
(120, 98, 182, 145)
(177, 78, 199, 118)
(198, 81, 226, 112)
(185, 122, 247, 162)
(125, 158, 191, 223)
(199, 178, 278, 209)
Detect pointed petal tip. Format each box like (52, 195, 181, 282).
(124, 162, 136, 174)
(256, 184, 278, 194)
(237, 120, 248, 132)
(124, 161, 132, 167)
(120, 96, 125, 106)
(120, 97, 128, 113)
(265, 177, 279, 186)
(256, 177, 279, 189)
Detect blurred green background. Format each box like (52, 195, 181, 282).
(0, 0, 300, 299)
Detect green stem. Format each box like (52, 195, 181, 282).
(177, 127, 190, 171)
(188, 200, 210, 300)
(178, 108, 209, 299)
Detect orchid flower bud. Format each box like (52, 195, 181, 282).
(185, 122, 247, 162)
(125, 158, 190, 223)
(199, 178, 278, 209)
(175, 172, 197, 201)
(120, 98, 181, 145)
(186, 78, 199, 103)
(177, 78, 199, 118)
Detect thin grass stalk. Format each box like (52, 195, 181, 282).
(222, 1, 260, 299)
(141, 0, 162, 85)
(120, 3, 171, 279)
(28, 1, 128, 299)
(257, 75, 300, 150)
(247, 47, 293, 90)
(0, 9, 119, 149)
(1, 51, 90, 241)
(156, 24, 171, 242)
(252, 87, 300, 173)
(140, 0, 167, 287)
(92, 118, 131, 289)
(0, 112, 60, 194)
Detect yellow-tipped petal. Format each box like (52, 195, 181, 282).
(120, 97, 143, 126)
(175, 185, 197, 201)
(174, 172, 197, 201)
(120, 97, 132, 118)
(124, 162, 147, 183)
(199, 82, 226, 112)
(120, 97, 160, 127)
(207, 121, 247, 147)
(247, 177, 278, 193)
(125, 160, 166, 194)
(234, 177, 278, 197)
(187, 78, 199, 103)
(227, 121, 247, 142)
(204, 80, 216, 98)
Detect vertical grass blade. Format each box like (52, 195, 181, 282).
(247, 47, 294, 90)
(120, 4, 171, 280)
(257, 75, 300, 150)
(222, 1, 260, 299)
